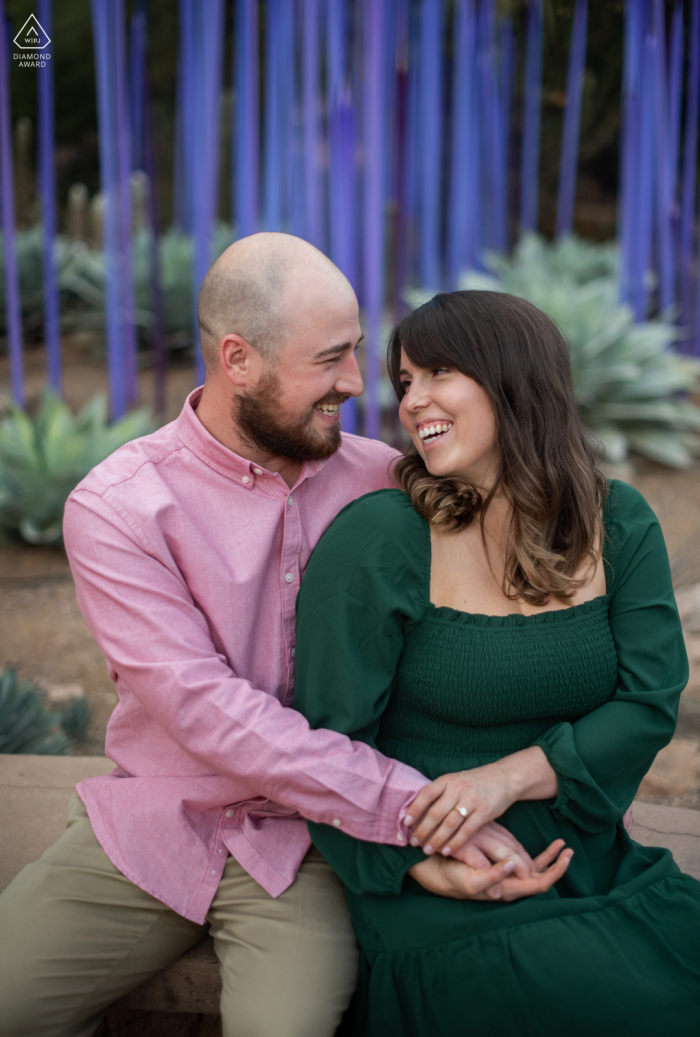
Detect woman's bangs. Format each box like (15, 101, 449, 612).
(388, 299, 456, 398)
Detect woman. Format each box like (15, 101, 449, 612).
(293, 291, 700, 1036)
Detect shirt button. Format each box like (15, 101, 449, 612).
(287, 496, 294, 506)
(218, 848, 223, 854)
(285, 572, 294, 583)
(253, 467, 263, 475)
(291, 647, 296, 658)
(225, 809, 234, 819)
(332, 818, 342, 827)
(241, 475, 250, 484)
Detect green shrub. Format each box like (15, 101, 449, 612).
(0, 228, 88, 342)
(407, 235, 700, 469)
(0, 392, 153, 544)
(0, 668, 71, 755)
(65, 224, 235, 352)
(59, 696, 92, 745)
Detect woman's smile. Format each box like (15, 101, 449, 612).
(416, 419, 454, 448)
(399, 349, 498, 487)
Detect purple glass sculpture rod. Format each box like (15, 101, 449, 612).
(479, 0, 505, 252)
(205, 2, 225, 230)
(129, 8, 146, 171)
(362, 0, 385, 439)
(447, 0, 476, 285)
(667, 2, 683, 216)
(499, 13, 515, 246)
(327, 0, 346, 270)
(652, 0, 674, 315)
(619, 0, 645, 308)
(680, 0, 700, 336)
(391, 0, 410, 311)
(263, 0, 283, 231)
(113, 0, 139, 405)
(666, 2, 683, 327)
(302, 0, 321, 248)
(327, 0, 357, 435)
(172, 7, 188, 231)
(234, 0, 258, 239)
(335, 125, 360, 428)
(90, 0, 127, 418)
(634, 31, 656, 322)
(418, 0, 442, 289)
(37, 0, 60, 392)
(188, 0, 225, 385)
(139, 19, 167, 415)
(182, 0, 203, 381)
(555, 0, 588, 238)
(0, 1, 23, 403)
(520, 0, 544, 234)
(289, 4, 305, 240)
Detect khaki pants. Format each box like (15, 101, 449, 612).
(0, 794, 358, 1037)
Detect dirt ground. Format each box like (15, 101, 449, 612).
(1, 340, 700, 809)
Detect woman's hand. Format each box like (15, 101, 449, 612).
(405, 747, 558, 854)
(408, 839, 572, 902)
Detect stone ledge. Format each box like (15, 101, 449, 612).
(0, 752, 114, 892)
(630, 800, 700, 880)
(2, 754, 699, 1023)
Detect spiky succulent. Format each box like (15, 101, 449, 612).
(407, 235, 700, 469)
(65, 224, 235, 352)
(0, 668, 71, 755)
(0, 392, 153, 544)
(0, 228, 84, 341)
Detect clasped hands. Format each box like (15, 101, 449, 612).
(403, 748, 634, 901)
(404, 748, 569, 902)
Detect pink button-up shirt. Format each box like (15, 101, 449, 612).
(63, 389, 426, 923)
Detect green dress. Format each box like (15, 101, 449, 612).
(294, 481, 700, 1037)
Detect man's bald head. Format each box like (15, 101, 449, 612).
(197, 232, 354, 371)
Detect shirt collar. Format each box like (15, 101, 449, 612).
(175, 387, 332, 490)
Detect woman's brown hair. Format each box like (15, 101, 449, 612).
(387, 290, 607, 606)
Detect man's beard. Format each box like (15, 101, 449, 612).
(234, 369, 346, 461)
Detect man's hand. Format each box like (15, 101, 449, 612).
(408, 840, 572, 902)
(448, 821, 535, 879)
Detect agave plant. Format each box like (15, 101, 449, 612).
(0, 228, 85, 342)
(0, 668, 71, 755)
(58, 696, 93, 745)
(0, 392, 153, 544)
(407, 235, 700, 469)
(65, 223, 235, 352)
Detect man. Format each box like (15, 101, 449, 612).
(0, 234, 529, 1037)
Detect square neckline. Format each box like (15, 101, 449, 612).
(421, 481, 614, 625)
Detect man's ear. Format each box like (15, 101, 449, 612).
(220, 333, 264, 388)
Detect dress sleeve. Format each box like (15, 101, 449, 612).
(294, 490, 428, 894)
(534, 481, 688, 832)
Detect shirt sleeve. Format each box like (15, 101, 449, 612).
(63, 487, 427, 846)
(294, 491, 429, 894)
(533, 481, 689, 832)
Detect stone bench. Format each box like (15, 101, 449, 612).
(2, 754, 700, 1036)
